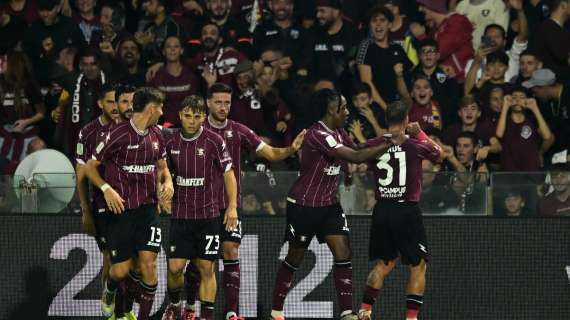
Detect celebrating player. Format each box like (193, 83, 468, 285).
(269, 89, 393, 320)
(182, 83, 306, 320)
(85, 87, 174, 320)
(357, 101, 444, 320)
(161, 95, 237, 320)
(75, 83, 120, 319)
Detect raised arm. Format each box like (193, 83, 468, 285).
(257, 129, 306, 161)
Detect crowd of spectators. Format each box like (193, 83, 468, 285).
(0, 0, 569, 216)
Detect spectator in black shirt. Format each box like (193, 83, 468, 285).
(346, 82, 385, 143)
(0, 7, 27, 54)
(23, 0, 86, 67)
(356, 5, 411, 110)
(408, 39, 460, 127)
(114, 37, 146, 87)
(253, 0, 305, 63)
(136, 0, 181, 65)
(303, 0, 361, 93)
(91, 3, 131, 58)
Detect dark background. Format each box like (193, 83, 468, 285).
(1, 215, 569, 320)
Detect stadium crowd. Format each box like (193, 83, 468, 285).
(0, 0, 569, 216)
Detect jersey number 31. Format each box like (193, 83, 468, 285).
(376, 151, 407, 186)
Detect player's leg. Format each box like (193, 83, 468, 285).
(183, 261, 200, 314)
(135, 205, 163, 320)
(270, 202, 311, 320)
(194, 258, 217, 320)
(405, 259, 427, 320)
(221, 217, 243, 320)
(324, 234, 356, 319)
(162, 258, 187, 320)
(270, 240, 306, 320)
(399, 204, 429, 320)
(117, 256, 142, 320)
(357, 259, 398, 320)
(102, 258, 132, 317)
(358, 203, 399, 320)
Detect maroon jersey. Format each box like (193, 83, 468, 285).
(204, 117, 265, 208)
(538, 193, 570, 217)
(187, 48, 247, 87)
(500, 118, 541, 171)
(366, 136, 440, 202)
(76, 117, 106, 210)
(148, 65, 200, 126)
(442, 118, 496, 147)
(288, 121, 354, 207)
(166, 127, 233, 219)
(92, 120, 167, 210)
(408, 101, 442, 131)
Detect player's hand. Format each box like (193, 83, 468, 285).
(223, 206, 238, 231)
(104, 187, 126, 214)
(291, 129, 307, 151)
(81, 206, 96, 236)
(406, 122, 422, 137)
(158, 199, 172, 215)
(158, 181, 174, 202)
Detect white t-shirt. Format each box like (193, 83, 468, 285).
(455, 0, 509, 49)
(464, 39, 528, 83)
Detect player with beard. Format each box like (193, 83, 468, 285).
(161, 95, 237, 320)
(357, 101, 443, 320)
(270, 89, 394, 320)
(181, 83, 305, 320)
(75, 83, 120, 320)
(146, 22, 247, 88)
(86, 87, 174, 320)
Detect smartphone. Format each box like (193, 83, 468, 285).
(481, 36, 496, 48)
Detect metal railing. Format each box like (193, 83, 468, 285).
(1, 171, 569, 216)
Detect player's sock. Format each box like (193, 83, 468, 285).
(406, 294, 423, 319)
(114, 281, 128, 317)
(223, 259, 240, 314)
(271, 260, 298, 311)
(360, 285, 380, 311)
(124, 270, 141, 311)
(200, 301, 214, 320)
(333, 260, 353, 314)
(137, 281, 157, 320)
(184, 262, 201, 309)
(168, 287, 182, 304)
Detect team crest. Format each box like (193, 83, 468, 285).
(290, 29, 299, 39)
(170, 246, 176, 252)
(225, 130, 233, 138)
(521, 125, 532, 139)
(197, 148, 205, 156)
(436, 72, 447, 83)
(481, 9, 490, 17)
(152, 141, 159, 150)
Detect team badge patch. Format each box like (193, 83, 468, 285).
(197, 148, 205, 156)
(436, 72, 447, 83)
(325, 135, 338, 147)
(520, 125, 532, 139)
(225, 130, 233, 138)
(76, 143, 84, 155)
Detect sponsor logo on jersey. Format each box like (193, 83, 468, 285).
(324, 165, 341, 176)
(171, 150, 180, 155)
(122, 164, 155, 173)
(176, 176, 205, 187)
(127, 144, 140, 150)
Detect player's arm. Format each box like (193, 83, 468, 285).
(223, 169, 238, 231)
(257, 129, 307, 161)
(334, 142, 392, 164)
(85, 158, 125, 214)
(407, 122, 445, 162)
(156, 159, 174, 204)
(75, 163, 95, 235)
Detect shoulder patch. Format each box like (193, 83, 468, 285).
(325, 135, 338, 148)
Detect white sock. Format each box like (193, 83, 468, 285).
(340, 310, 353, 317)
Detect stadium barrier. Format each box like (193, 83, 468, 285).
(1, 215, 569, 319)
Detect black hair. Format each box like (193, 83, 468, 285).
(207, 82, 233, 99)
(78, 47, 101, 64)
(418, 39, 439, 52)
(487, 50, 509, 66)
(520, 49, 541, 61)
(115, 83, 137, 102)
(311, 88, 343, 123)
(510, 85, 530, 96)
(101, 4, 125, 30)
(456, 131, 478, 146)
(385, 100, 408, 126)
(97, 83, 116, 101)
(351, 82, 372, 98)
(132, 87, 165, 113)
(484, 23, 506, 39)
(368, 4, 395, 23)
(180, 95, 207, 113)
